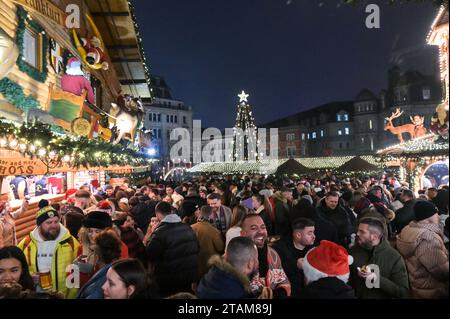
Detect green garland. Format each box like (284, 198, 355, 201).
(15, 6, 49, 83)
(0, 120, 151, 169)
(0, 78, 41, 111)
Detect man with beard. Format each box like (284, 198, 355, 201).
(18, 206, 79, 298)
(241, 214, 291, 298)
(207, 193, 232, 236)
(273, 218, 316, 297)
(349, 217, 409, 299)
(196, 237, 259, 298)
(316, 191, 353, 249)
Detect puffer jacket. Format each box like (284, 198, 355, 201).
(197, 255, 251, 299)
(18, 225, 80, 299)
(396, 221, 449, 299)
(146, 214, 200, 297)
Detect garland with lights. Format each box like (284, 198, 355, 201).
(0, 120, 151, 169)
(0, 78, 41, 111)
(15, 6, 49, 83)
(127, 0, 152, 96)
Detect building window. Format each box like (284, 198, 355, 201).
(361, 137, 365, 144)
(369, 119, 373, 130)
(370, 137, 374, 151)
(23, 27, 42, 70)
(286, 133, 295, 141)
(287, 147, 296, 157)
(158, 114, 161, 122)
(311, 132, 317, 139)
(337, 114, 342, 122)
(422, 87, 431, 100)
(344, 127, 349, 135)
(343, 113, 349, 121)
(307, 133, 310, 140)
(148, 113, 152, 121)
(346, 142, 350, 149)
(166, 115, 169, 123)
(301, 133, 305, 140)
(170, 115, 174, 123)
(338, 129, 342, 136)
(174, 115, 178, 123)
(183, 116, 186, 124)
(320, 130, 324, 137)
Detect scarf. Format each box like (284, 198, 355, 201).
(210, 206, 227, 234)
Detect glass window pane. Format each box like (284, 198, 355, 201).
(23, 29, 37, 68)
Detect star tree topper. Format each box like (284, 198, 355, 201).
(238, 90, 249, 103)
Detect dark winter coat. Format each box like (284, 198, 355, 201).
(350, 240, 409, 299)
(273, 192, 291, 237)
(146, 214, 200, 297)
(316, 199, 353, 248)
(300, 277, 356, 299)
(197, 255, 252, 299)
(76, 264, 111, 299)
(272, 235, 312, 297)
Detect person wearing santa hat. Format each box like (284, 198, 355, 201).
(350, 217, 409, 299)
(61, 57, 95, 104)
(300, 240, 356, 299)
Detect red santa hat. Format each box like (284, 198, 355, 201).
(303, 240, 353, 285)
(65, 188, 78, 200)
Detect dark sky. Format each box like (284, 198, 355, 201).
(134, 0, 440, 128)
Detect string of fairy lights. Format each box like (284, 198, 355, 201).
(127, 0, 152, 97)
(231, 91, 261, 161)
(0, 120, 152, 169)
(188, 155, 382, 174)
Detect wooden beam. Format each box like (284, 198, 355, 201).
(91, 11, 130, 17)
(120, 79, 148, 84)
(111, 58, 142, 63)
(107, 44, 138, 50)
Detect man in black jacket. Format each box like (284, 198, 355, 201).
(392, 189, 416, 234)
(146, 202, 200, 297)
(316, 191, 353, 249)
(272, 218, 316, 297)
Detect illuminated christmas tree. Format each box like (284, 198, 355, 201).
(232, 90, 259, 161)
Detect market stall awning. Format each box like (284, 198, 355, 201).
(338, 156, 379, 172)
(275, 158, 311, 176)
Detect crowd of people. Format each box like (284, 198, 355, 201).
(0, 172, 448, 299)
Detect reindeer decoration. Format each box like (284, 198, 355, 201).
(108, 94, 144, 145)
(384, 108, 428, 143)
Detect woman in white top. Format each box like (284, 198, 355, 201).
(224, 205, 248, 249)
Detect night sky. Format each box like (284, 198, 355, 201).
(134, 0, 440, 128)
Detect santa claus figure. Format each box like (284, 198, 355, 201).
(81, 36, 109, 71)
(61, 57, 95, 105)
